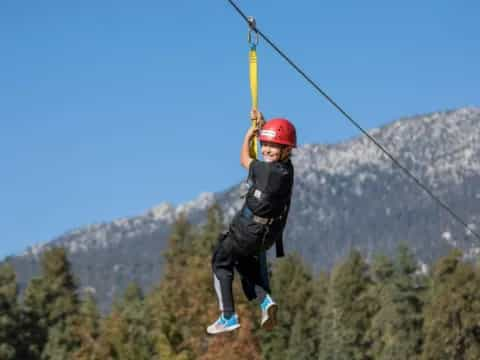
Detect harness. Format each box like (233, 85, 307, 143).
(239, 202, 289, 257)
(241, 205, 285, 225)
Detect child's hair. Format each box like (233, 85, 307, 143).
(281, 146, 293, 160)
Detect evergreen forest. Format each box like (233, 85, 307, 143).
(2, 205, 480, 359)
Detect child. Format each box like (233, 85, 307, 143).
(207, 110, 296, 335)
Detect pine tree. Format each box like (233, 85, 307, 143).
(20, 277, 49, 359)
(365, 254, 395, 359)
(194, 204, 225, 257)
(147, 213, 196, 359)
(0, 264, 19, 360)
(148, 205, 261, 359)
(422, 250, 480, 359)
(71, 292, 102, 360)
(390, 244, 425, 358)
(259, 253, 323, 360)
(320, 250, 374, 360)
(366, 246, 424, 360)
(311, 272, 330, 359)
(21, 247, 81, 360)
(98, 283, 154, 359)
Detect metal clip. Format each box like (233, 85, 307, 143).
(247, 16, 259, 47)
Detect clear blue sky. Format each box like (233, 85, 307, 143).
(1, 1, 478, 260)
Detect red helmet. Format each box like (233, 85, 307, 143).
(259, 118, 297, 147)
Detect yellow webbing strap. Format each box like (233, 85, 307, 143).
(249, 46, 258, 159)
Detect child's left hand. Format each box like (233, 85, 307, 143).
(246, 125, 259, 140)
(250, 109, 265, 129)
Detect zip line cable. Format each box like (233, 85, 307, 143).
(226, 0, 480, 243)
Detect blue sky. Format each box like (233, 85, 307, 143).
(1, 0, 479, 259)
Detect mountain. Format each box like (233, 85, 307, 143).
(5, 107, 480, 312)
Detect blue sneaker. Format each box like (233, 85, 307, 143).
(206, 313, 240, 335)
(260, 294, 278, 330)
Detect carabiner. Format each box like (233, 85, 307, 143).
(247, 16, 259, 48)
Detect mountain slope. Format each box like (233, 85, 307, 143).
(6, 107, 480, 311)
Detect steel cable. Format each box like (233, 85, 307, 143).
(226, 0, 480, 242)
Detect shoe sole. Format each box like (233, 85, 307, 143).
(206, 324, 241, 335)
(261, 303, 278, 331)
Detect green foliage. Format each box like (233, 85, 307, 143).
(148, 204, 261, 359)
(20, 277, 49, 359)
(366, 246, 425, 360)
(321, 250, 374, 360)
(163, 213, 195, 268)
(194, 203, 225, 257)
(259, 254, 324, 360)
(422, 250, 480, 359)
(147, 213, 197, 359)
(40, 247, 79, 323)
(21, 247, 81, 360)
(0, 264, 19, 360)
(98, 283, 154, 359)
(71, 293, 102, 360)
(5, 224, 480, 359)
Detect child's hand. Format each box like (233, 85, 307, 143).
(250, 109, 265, 128)
(246, 125, 259, 140)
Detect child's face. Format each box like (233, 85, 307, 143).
(261, 141, 283, 162)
